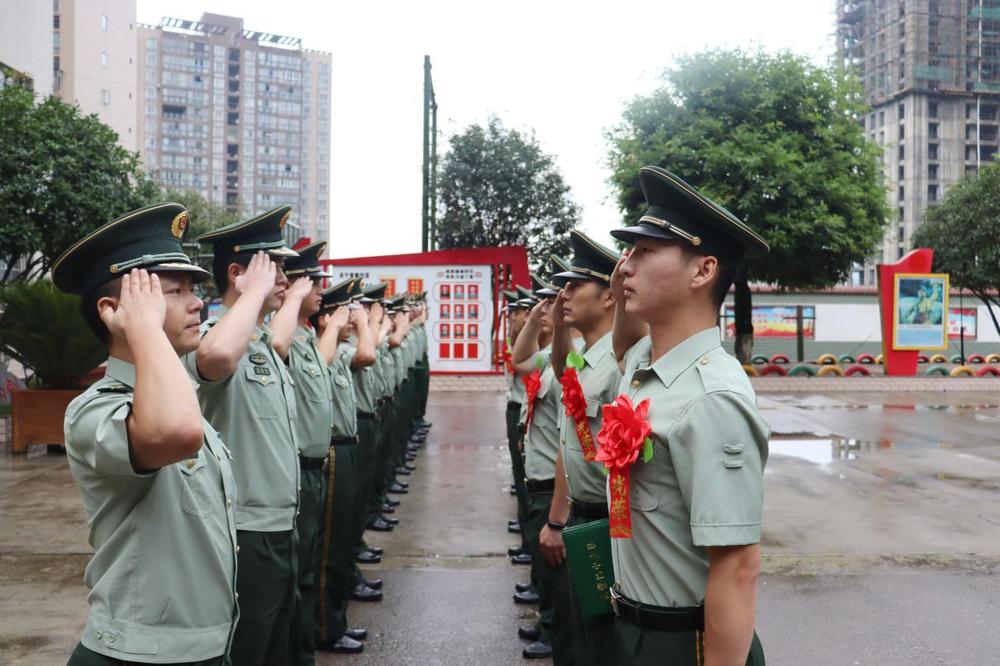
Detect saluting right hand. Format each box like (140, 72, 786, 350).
(610, 251, 630, 305)
(330, 305, 350, 329)
(233, 251, 277, 299)
(551, 289, 568, 329)
(368, 302, 384, 326)
(528, 298, 551, 325)
(99, 269, 166, 342)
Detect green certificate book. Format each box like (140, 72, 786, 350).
(563, 518, 615, 619)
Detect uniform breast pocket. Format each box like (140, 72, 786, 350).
(301, 366, 328, 403)
(244, 366, 279, 418)
(585, 398, 601, 419)
(629, 441, 664, 512)
(334, 373, 351, 390)
(178, 455, 212, 517)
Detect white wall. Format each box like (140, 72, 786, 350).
(0, 0, 53, 94)
(814, 304, 882, 342)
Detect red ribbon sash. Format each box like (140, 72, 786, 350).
(560, 368, 597, 462)
(523, 370, 542, 428)
(596, 394, 654, 539)
(608, 467, 632, 538)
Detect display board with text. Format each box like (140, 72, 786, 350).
(326, 264, 493, 372)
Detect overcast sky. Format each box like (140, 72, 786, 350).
(137, 0, 836, 259)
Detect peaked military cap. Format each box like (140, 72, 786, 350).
(531, 272, 559, 298)
(515, 285, 538, 303)
(609, 166, 769, 260)
(320, 278, 355, 311)
(549, 255, 573, 288)
(360, 282, 388, 303)
(197, 205, 298, 257)
(386, 293, 408, 313)
(553, 230, 621, 284)
(284, 241, 331, 279)
(52, 203, 211, 296)
(348, 279, 366, 302)
(503, 288, 526, 312)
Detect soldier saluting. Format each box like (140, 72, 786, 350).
(602, 166, 770, 665)
(54, 203, 239, 665)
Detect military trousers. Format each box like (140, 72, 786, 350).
(230, 529, 298, 666)
(505, 402, 529, 549)
(368, 402, 391, 524)
(565, 512, 616, 666)
(352, 415, 378, 553)
(615, 620, 765, 666)
(317, 441, 358, 643)
(291, 464, 327, 666)
(526, 487, 575, 665)
(413, 360, 430, 422)
(68, 642, 227, 665)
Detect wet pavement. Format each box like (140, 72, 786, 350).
(2, 391, 1000, 664)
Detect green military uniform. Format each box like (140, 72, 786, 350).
(606, 166, 771, 665)
(551, 231, 623, 666)
(52, 203, 239, 665)
(316, 280, 363, 647)
(505, 289, 533, 554)
(188, 207, 301, 666)
(282, 242, 335, 666)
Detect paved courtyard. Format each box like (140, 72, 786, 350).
(2, 389, 1000, 664)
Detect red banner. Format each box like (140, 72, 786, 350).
(560, 368, 597, 461)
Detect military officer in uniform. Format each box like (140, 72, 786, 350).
(541, 230, 623, 666)
(315, 278, 379, 654)
(506, 286, 535, 563)
(266, 241, 349, 664)
(55, 203, 239, 665)
(185, 206, 300, 666)
(606, 166, 769, 665)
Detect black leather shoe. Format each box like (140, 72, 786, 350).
(515, 581, 532, 593)
(518, 624, 541, 641)
(380, 504, 395, 514)
(395, 466, 412, 476)
(345, 628, 368, 641)
(384, 498, 401, 507)
(508, 545, 525, 556)
(418, 419, 432, 428)
(350, 582, 383, 602)
(409, 434, 425, 443)
(523, 641, 553, 659)
(508, 522, 522, 534)
(405, 453, 417, 461)
(367, 545, 384, 556)
(367, 517, 394, 532)
(388, 483, 409, 495)
(379, 514, 399, 525)
(393, 479, 410, 489)
(355, 550, 381, 564)
(403, 463, 417, 471)
(360, 576, 383, 590)
(513, 588, 539, 604)
(316, 635, 364, 654)
(511, 553, 532, 565)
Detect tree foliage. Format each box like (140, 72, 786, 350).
(607, 49, 889, 359)
(0, 280, 106, 389)
(435, 117, 578, 272)
(913, 164, 1000, 335)
(0, 85, 159, 283)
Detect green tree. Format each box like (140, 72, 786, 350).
(607, 49, 889, 361)
(435, 117, 578, 272)
(160, 188, 241, 301)
(913, 164, 1000, 336)
(0, 85, 159, 283)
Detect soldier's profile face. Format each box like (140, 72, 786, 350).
(561, 279, 607, 327)
(300, 278, 323, 317)
(158, 272, 204, 355)
(265, 258, 288, 314)
(619, 238, 690, 320)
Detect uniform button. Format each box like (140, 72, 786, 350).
(630, 380, 641, 389)
(186, 459, 196, 469)
(236, 546, 240, 553)
(106, 632, 117, 644)
(96, 631, 103, 639)
(235, 592, 239, 601)
(699, 357, 709, 366)
(227, 498, 232, 507)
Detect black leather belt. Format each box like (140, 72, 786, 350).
(570, 498, 609, 522)
(610, 585, 704, 633)
(299, 455, 327, 470)
(357, 410, 376, 421)
(331, 436, 358, 446)
(506, 401, 522, 411)
(525, 478, 555, 493)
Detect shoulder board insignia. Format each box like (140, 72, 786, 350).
(97, 382, 132, 394)
(254, 366, 272, 376)
(249, 352, 268, 365)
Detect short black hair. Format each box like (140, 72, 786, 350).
(80, 278, 123, 345)
(680, 245, 740, 310)
(211, 251, 254, 296)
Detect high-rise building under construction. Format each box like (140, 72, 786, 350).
(837, 0, 1000, 284)
(137, 13, 331, 244)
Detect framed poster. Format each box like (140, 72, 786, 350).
(892, 273, 949, 350)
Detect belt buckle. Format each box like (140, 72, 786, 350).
(609, 584, 621, 616)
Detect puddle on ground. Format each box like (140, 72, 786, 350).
(764, 436, 983, 466)
(790, 403, 1000, 413)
